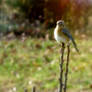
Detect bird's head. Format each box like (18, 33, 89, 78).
(56, 20, 65, 28)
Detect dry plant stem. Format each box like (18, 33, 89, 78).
(64, 45, 70, 92)
(24, 88, 28, 92)
(59, 43, 65, 92)
(32, 86, 36, 92)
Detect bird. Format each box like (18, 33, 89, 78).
(54, 20, 79, 53)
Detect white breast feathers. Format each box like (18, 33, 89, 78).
(54, 26, 66, 43)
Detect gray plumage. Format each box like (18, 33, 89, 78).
(62, 28, 79, 53)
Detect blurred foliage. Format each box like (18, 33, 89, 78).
(0, 0, 92, 37)
(0, 0, 2, 4)
(4, 0, 92, 28)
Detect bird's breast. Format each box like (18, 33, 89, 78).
(54, 27, 66, 43)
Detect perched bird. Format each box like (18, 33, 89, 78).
(54, 20, 79, 53)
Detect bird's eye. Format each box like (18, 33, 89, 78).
(59, 22, 62, 25)
(60, 22, 62, 24)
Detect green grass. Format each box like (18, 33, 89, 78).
(0, 37, 92, 92)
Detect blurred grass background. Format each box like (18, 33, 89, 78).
(0, 0, 92, 92)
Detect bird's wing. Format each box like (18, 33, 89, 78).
(62, 28, 79, 53)
(62, 28, 73, 40)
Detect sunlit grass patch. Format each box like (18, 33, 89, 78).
(0, 37, 92, 92)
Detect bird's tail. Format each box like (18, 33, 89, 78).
(71, 39, 80, 53)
